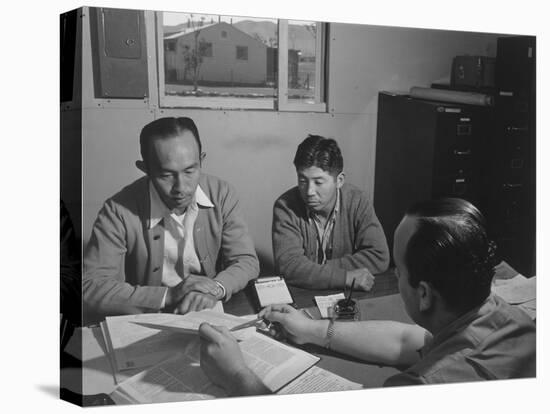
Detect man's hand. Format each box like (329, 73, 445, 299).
(345, 268, 375, 291)
(260, 304, 326, 345)
(199, 323, 268, 396)
(175, 291, 217, 314)
(165, 275, 223, 309)
(183, 274, 223, 296)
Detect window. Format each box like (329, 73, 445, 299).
(165, 41, 176, 52)
(285, 20, 324, 106)
(203, 42, 213, 57)
(236, 45, 248, 60)
(158, 11, 327, 111)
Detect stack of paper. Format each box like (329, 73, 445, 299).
(278, 366, 363, 394)
(101, 310, 254, 372)
(101, 307, 365, 405)
(110, 330, 322, 404)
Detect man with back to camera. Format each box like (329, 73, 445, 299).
(272, 135, 389, 291)
(83, 117, 259, 320)
(198, 198, 535, 394)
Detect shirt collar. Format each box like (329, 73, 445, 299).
(148, 181, 214, 229)
(420, 294, 495, 356)
(308, 188, 340, 222)
(195, 184, 214, 208)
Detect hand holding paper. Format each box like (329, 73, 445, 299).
(199, 323, 268, 396)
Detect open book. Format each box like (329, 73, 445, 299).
(110, 331, 322, 404)
(103, 309, 255, 372)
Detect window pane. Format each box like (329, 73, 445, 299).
(287, 20, 322, 104)
(162, 12, 277, 103)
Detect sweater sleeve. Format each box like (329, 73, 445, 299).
(272, 196, 347, 289)
(83, 199, 167, 318)
(213, 184, 259, 300)
(326, 192, 390, 274)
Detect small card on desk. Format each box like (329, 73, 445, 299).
(253, 276, 294, 309)
(314, 293, 345, 318)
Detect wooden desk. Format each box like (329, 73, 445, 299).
(61, 280, 410, 399)
(308, 293, 411, 387)
(225, 269, 399, 316)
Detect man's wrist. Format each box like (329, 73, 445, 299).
(324, 319, 336, 349)
(310, 320, 331, 347)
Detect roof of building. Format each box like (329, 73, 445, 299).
(164, 21, 267, 49)
(164, 22, 219, 39)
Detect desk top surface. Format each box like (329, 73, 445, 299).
(61, 263, 524, 400)
(226, 269, 399, 316)
(61, 270, 409, 398)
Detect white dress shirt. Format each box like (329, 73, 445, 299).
(149, 182, 217, 307)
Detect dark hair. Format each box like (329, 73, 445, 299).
(404, 198, 499, 313)
(293, 135, 343, 176)
(139, 117, 202, 163)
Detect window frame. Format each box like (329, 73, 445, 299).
(235, 45, 248, 61)
(277, 20, 326, 112)
(156, 12, 327, 112)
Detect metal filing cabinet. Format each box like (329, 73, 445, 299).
(373, 92, 491, 257)
(483, 36, 536, 276)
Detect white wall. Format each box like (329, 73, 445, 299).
(72, 14, 500, 273)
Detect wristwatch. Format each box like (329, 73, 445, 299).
(214, 281, 226, 300)
(324, 319, 336, 349)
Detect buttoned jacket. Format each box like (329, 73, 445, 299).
(83, 174, 259, 318)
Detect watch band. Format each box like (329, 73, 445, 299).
(214, 281, 226, 300)
(324, 319, 336, 349)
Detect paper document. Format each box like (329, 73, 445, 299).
(278, 366, 363, 394)
(255, 277, 293, 307)
(315, 293, 345, 318)
(111, 331, 319, 404)
(104, 309, 249, 372)
(132, 309, 248, 334)
(492, 275, 536, 304)
(110, 352, 226, 404)
(239, 332, 319, 392)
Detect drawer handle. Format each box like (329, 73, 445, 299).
(503, 183, 523, 189)
(453, 150, 471, 156)
(506, 126, 528, 132)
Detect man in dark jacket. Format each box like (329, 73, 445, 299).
(272, 135, 389, 291)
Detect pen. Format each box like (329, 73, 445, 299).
(230, 317, 262, 332)
(347, 279, 355, 303)
(302, 308, 314, 319)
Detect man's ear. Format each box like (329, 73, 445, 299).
(200, 152, 206, 166)
(417, 281, 434, 313)
(136, 160, 147, 174)
(336, 172, 345, 189)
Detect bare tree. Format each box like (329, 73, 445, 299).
(253, 33, 266, 45)
(305, 23, 316, 38)
(182, 15, 209, 91)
